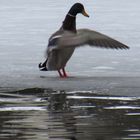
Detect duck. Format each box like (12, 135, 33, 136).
(39, 3, 129, 78)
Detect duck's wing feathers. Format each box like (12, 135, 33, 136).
(58, 29, 129, 49)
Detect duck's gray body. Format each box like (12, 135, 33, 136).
(46, 29, 75, 70)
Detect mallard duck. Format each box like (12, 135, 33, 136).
(39, 3, 129, 78)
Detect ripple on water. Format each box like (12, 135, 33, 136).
(0, 88, 139, 140)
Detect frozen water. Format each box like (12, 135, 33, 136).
(0, 0, 140, 92)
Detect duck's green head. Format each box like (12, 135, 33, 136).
(68, 3, 89, 17)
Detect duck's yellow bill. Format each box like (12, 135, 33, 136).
(82, 9, 89, 17)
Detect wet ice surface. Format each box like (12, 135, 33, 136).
(0, 0, 140, 140)
(0, 0, 140, 78)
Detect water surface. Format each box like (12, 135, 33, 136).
(0, 88, 140, 140)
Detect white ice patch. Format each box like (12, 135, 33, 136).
(67, 96, 139, 101)
(104, 106, 140, 110)
(0, 106, 46, 111)
(125, 113, 140, 116)
(93, 66, 115, 70)
(111, 61, 120, 64)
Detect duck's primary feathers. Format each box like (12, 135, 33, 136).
(39, 3, 129, 77)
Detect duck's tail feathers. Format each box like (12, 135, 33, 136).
(38, 59, 48, 71)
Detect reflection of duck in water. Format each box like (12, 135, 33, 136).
(39, 3, 129, 78)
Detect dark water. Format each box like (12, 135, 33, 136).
(0, 88, 139, 140)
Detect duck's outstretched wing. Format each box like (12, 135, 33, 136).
(58, 29, 129, 49)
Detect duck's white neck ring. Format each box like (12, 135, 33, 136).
(67, 13, 75, 17)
